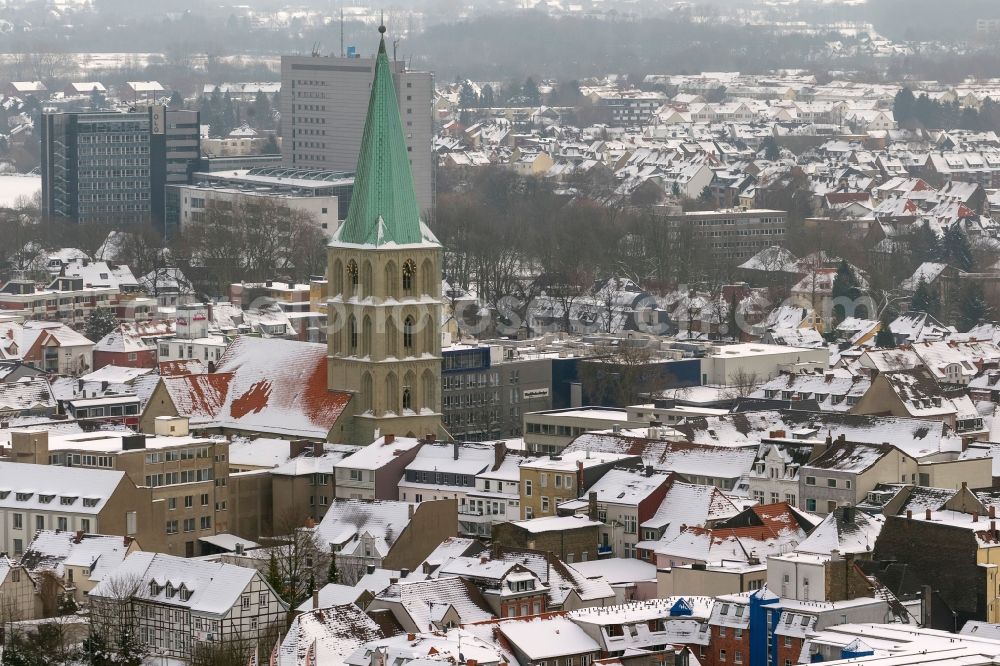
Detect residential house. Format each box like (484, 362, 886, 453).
(89, 551, 287, 661)
(493, 614, 603, 666)
(334, 434, 424, 500)
(518, 450, 642, 520)
(314, 499, 457, 584)
(491, 515, 603, 564)
(561, 468, 674, 559)
(277, 603, 388, 666)
(20, 529, 141, 607)
(0, 456, 164, 559)
(367, 576, 494, 632)
(9, 422, 229, 557)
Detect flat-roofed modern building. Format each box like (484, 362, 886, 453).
(40, 107, 200, 235)
(165, 166, 354, 238)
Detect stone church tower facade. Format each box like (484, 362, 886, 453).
(327, 27, 443, 443)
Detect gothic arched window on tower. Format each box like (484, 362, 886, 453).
(348, 315, 358, 352)
(402, 259, 416, 295)
(347, 260, 359, 294)
(402, 387, 412, 411)
(403, 315, 415, 352)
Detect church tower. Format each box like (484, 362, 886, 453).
(327, 26, 443, 443)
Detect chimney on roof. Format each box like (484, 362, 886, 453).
(925, 508, 932, 520)
(493, 440, 507, 471)
(74, 530, 84, 544)
(974, 512, 979, 523)
(207, 361, 216, 373)
(389, 576, 398, 585)
(453, 440, 459, 461)
(290, 440, 309, 459)
(407, 633, 416, 642)
(588, 491, 598, 521)
(906, 509, 912, 519)
(991, 505, 996, 520)
(312, 589, 319, 608)
(408, 504, 415, 519)
(384, 433, 394, 444)
(123, 536, 133, 548)
(288, 281, 295, 289)
(769, 430, 786, 439)
(304, 517, 316, 529)
(577, 460, 584, 491)
(427, 433, 436, 443)
(367, 564, 376, 575)
(400, 567, 409, 578)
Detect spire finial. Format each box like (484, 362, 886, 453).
(379, 10, 386, 34)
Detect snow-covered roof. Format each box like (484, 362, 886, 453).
(564, 433, 757, 480)
(0, 377, 56, 413)
(90, 551, 276, 616)
(21, 530, 133, 584)
(568, 558, 657, 584)
(377, 576, 493, 630)
(279, 604, 384, 666)
(161, 336, 351, 439)
(581, 468, 672, 506)
(0, 460, 125, 514)
(336, 435, 423, 471)
(641, 481, 740, 538)
(497, 614, 601, 660)
(795, 509, 884, 556)
(315, 499, 416, 554)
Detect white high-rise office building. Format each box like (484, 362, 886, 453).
(281, 47, 434, 214)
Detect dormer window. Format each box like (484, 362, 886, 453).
(60, 496, 78, 505)
(179, 585, 192, 601)
(38, 494, 55, 504)
(165, 583, 175, 598)
(15, 493, 32, 502)
(149, 581, 161, 596)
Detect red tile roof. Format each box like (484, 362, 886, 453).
(160, 336, 351, 439)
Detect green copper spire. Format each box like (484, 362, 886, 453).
(333, 28, 434, 247)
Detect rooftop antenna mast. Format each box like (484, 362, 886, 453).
(340, 6, 345, 57)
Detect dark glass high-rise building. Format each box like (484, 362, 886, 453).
(40, 107, 200, 236)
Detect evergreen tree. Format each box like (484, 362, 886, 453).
(954, 282, 993, 332)
(761, 136, 781, 161)
(168, 90, 185, 110)
(82, 631, 111, 666)
(83, 308, 119, 342)
(265, 551, 283, 599)
(459, 81, 479, 109)
(113, 626, 146, 666)
(874, 314, 896, 348)
(831, 259, 862, 324)
(522, 77, 540, 105)
(221, 91, 237, 136)
(480, 84, 495, 108)
(908, 220, 939, 266)
(252, 90, 272, 129)
(893, 87, 915, 127)
(909, 276, 941, 317)
(939, 224, 974, 271)
(89, 87, 106, 110)
(327, 555, 339, 584)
